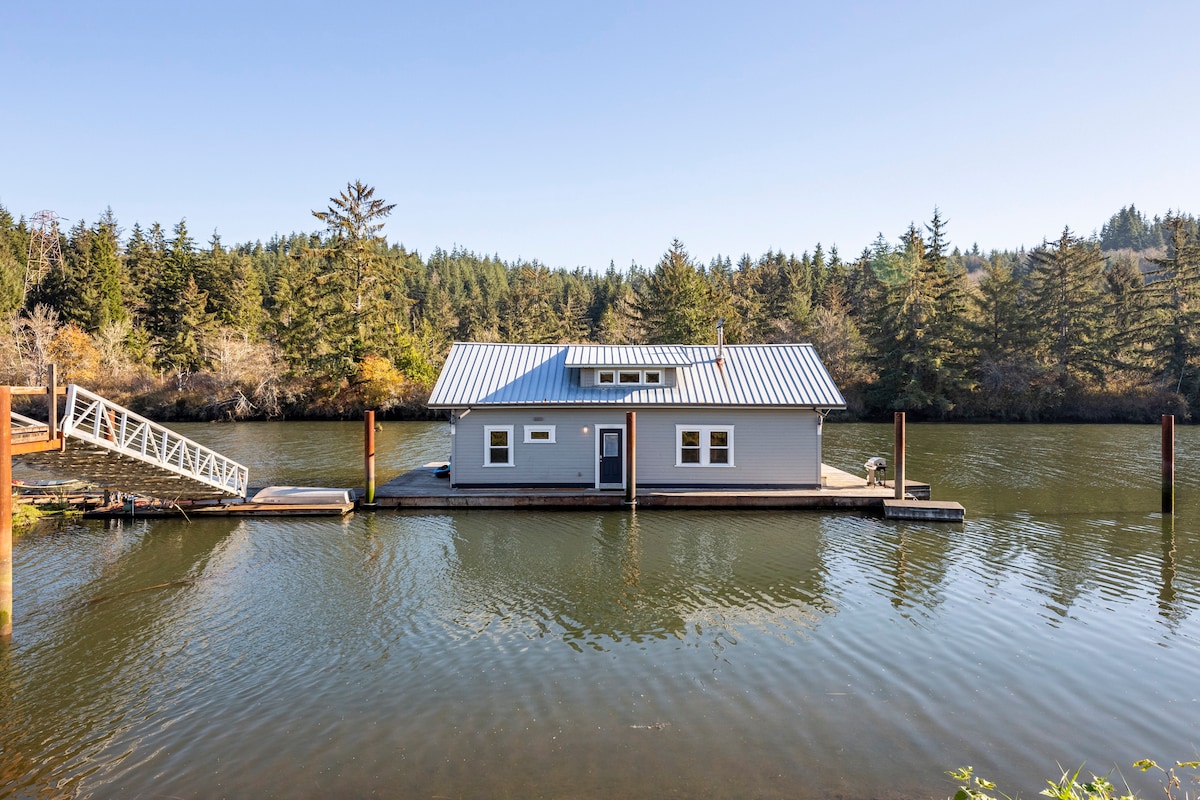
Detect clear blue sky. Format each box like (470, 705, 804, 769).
(3, 1, 1197, 269)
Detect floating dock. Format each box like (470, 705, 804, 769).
(370, 463, 943, 514)
(882, 499, 966, 522)
(81, 486, 356, 518)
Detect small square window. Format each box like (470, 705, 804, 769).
(598, 371, 615, 384)
(644, 371, 662, 384)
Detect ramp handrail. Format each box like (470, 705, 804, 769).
(10, 411, 45, 428)
(60, 384, 249, 498)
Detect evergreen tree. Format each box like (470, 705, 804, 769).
(636, 239, 715, 344)
(1026, 227, 1107, 394)
(309, 180, 401, 381)
(311, 180, 397, 315)
(158, 274, 216, 379)
(1145, 214, 1200, 403)
(91, 208, 126, 329)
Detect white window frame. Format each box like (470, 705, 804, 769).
(597, 369, 664, 386)
(675, 425, 735, 467)
(483, 425, 515, 467)
(523, 424, 556, 444)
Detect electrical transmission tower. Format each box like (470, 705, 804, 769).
(25, 209, 63, 305)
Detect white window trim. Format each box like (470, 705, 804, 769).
(483, 425, 515, 467)
(596, 368, 664, 387)
(675, 424, 735, 467)
(523, 424, 556, 443)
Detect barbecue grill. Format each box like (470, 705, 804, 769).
(864, 456, 887, 487)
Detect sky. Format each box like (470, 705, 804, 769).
(2, 1, 1198, 270)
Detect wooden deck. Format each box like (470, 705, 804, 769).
(370, 463, 933, 511)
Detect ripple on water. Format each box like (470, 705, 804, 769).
(4, 423, 1200, 799)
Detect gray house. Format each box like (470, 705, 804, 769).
(425, 342, 846, 491)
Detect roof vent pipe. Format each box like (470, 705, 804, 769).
(716, 318, 725, 364)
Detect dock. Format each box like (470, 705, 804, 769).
(882, 499, 966, 522)
(370, 463, 940, 513)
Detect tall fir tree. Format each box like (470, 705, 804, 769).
(1026, 227, 1107, 394)
(1146, 214, 1200, 404)
(635, 239, 716, 344)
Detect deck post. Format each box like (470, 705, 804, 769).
(894, 412, 906, 500)
(2, 386, 13, 639)
(46, 363, 57, 440)
(364, 410, 376, 505)
(1162, 414, 1174, 515)
(625, 411, 637, 505)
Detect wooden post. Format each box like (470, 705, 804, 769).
(364, 410, 376, 505)
(894, 411, 906, 500)
(625, 411, 637, 505)
(46, 363, 57, 440)
(1162, 414, 1174, 515)
(1, 386, 12, 639)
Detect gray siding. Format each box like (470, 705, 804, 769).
(633, 409, 819, 486)
(450, 407, 821, 488)
(451, 408, 628, 487)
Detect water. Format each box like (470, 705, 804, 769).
(3, 422, 1199, 799)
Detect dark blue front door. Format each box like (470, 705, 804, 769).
(599, 429, 623, 488)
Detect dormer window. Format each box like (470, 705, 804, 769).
(595, 368, 664, 387)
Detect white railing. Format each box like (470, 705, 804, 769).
(60, 384, 249, 498)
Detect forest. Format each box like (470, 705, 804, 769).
(0, 182, 1196, 423)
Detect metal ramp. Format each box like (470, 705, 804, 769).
(15, 384, 248, 500)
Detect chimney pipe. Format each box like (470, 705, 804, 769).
(716, 318, 725, 363)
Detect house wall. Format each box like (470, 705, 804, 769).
(449, 407, 822, 488)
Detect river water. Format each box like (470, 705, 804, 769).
(3, 422, 1198, 799)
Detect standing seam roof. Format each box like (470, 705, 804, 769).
(426, 343, 846, 408)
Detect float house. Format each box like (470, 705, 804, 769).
(426, 340, 846, 492)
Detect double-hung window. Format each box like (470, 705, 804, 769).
(483, 425, 515, 466)
(676, 425, 734, 467)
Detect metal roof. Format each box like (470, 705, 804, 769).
(563, 345, 694, 367)
(427, 343, 846, 409)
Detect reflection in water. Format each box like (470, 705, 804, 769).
(2, 422, 1200, 800)
(1160, 514, 1178, 622)
(443, 510, 833, 650)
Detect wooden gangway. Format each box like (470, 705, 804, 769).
(14, 384, 248, 500)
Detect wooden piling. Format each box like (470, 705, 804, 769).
(1162, 414, 1174, 515)
(47, 364, 57, 440)
(625, 411, 637, 505)
(364, 410, 376, 505)
(894, 412, 906, 500)
(2, 386, 12, 639)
